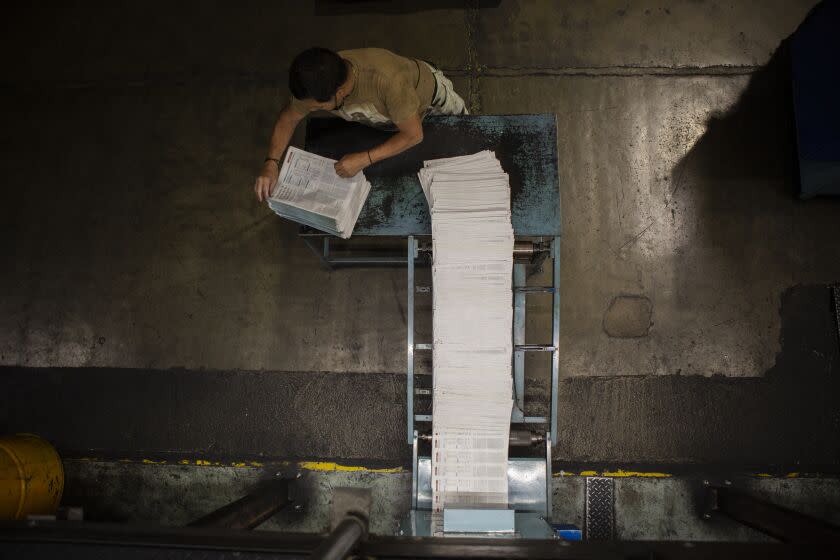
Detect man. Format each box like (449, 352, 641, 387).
(254, 47, 468, 201)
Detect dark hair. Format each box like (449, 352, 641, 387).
(289, 47, 348, 102)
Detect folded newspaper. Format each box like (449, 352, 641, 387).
(267, 146, 371, 239)
(420, 151, 514, 520)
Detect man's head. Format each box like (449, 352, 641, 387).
(289, 47, 351, 111)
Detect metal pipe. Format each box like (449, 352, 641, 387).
(308, 515, 366, 560)
(415, 343, 558, 352)
(418, 430, 543, 447)
(418, 240, 549, 259)
(509, 429, 545, 447)
(513, 263, 526, 417)
(406, 236, 416, 444)
(545, 432, 553, 520)
(513, 240, 538, 256)
(515, 344, 556, 352)
(188, 478, 290, 530)
(550, 235, 560, 445)
(411, 431, 419, 511)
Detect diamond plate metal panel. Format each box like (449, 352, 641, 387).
(585, 477, 614, 541)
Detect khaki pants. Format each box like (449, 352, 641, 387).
(423, 62, 469, 118)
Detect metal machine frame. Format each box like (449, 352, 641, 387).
(296, 230, 562, 451)
(406, 235, 561, 445)
(403, 235, 560, 537)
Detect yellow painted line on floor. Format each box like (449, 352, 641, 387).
(753, 472, 803, 479)
(555, 470, 820, 479)
(553, 471, 813, 479)
(297, 461, 405, 474)
(602, 470, 671, 478)
(181, 459, 268, 468)
(70, 457, 403, 474)
(75, 457, 268, 469)
(554, 470, 671, 478)
(66, 459, 819, 480)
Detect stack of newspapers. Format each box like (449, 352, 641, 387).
(419, 151, 514, 515)
(267, 146, 371, 238)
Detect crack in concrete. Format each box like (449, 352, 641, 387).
(0, 66, 760, 92)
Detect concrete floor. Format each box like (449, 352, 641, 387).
(2, 0, 840, 540)
(3, 0, 835, 376)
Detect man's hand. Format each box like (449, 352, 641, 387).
(334, 152, 370, 178)
(254, 161, 280, 202)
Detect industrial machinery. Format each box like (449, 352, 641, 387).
(303, 114, 562, 539)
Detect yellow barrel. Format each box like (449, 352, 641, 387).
(0, 434, 64, 519)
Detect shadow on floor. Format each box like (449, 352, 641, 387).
(553, 2, 840, 471)
(556, 283, 840, 471)
(667, 0, 840, 380)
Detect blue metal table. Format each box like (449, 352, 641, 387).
(304, 114, 561, 238)
(303, 114, 561, 446)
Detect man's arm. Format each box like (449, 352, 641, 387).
(254, 106, 305, 202)
(334, 114, 424, 178)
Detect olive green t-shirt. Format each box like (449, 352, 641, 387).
(288, 48, 435, 126)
